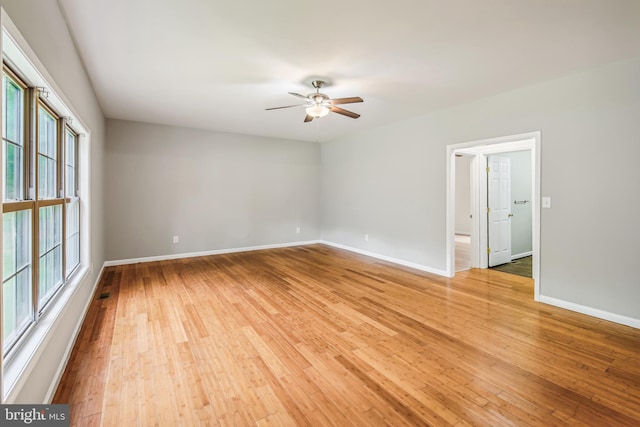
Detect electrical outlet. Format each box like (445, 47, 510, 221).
(365, 234, 369, 241)
(296, 227, 301, 234)
(173, 235, 179, 243)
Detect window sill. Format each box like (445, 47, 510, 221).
(3, 264, 92, 403)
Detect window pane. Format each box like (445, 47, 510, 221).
(66, 200, 80, 276)
(3, 210, 31, 280)
(65, 131, 77, 197)
(3, 73, 25, 201)
(3, 74, 23, 143)
(66, 165, 74, 197)
(3, 211, 16, 279)
(2, 209, 32, 352)
(38, 106, 57, 199)
(38, 107, 56, 156)
(5, 142, 23, 200)
(38, 156, 58, 199)
(38, 204, 62, 308)
(66, 130, 75, 167)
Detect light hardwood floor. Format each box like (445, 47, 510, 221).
(53, 245, 640, 426)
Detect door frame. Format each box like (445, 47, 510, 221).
(446, 131, 541, 300)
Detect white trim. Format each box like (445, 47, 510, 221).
(511, 251, 533, 261)
(104, 241, 322, 267)
(511, 251, 532, 261)
(475, 153, 488, 269)
(446, 131, 541, 297)
(469, 156, 480, 268)
(455, 137, 534, 155)
(321, 241, 449, 277)
(539, 295, 640, 329)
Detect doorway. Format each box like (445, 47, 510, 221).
(446, 132, 541, 300)
(454, 154, 473, 272)
(488, 151, 533, 277)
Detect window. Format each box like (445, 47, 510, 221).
(2, 66, 82, 354)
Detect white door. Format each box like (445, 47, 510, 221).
(488, 156, 512, 266)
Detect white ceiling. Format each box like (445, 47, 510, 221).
(58, 0, 640, 142)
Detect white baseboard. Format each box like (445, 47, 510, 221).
(104, 240, 322, 267)
(511, 251, 532, 260)
(538, 295, 640, 329)
(321, 240, 448, 277)
(105, 240, 449, 278)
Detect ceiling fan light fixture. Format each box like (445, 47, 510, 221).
(306, 104, 330, 118)
(266, 77, 362, 122)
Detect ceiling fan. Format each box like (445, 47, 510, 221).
(266, 80, 363, 122)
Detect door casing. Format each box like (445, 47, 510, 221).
(446, 132, 540, 300)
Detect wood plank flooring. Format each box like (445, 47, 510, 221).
(53, 244, 640, 426)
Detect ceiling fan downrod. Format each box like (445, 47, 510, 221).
(311, 80, 326, 91)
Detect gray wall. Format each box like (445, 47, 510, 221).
(455, 155, 472, 235)
(1, 0, 106, 402)
(105, 120, 320, 261)
(321, 57, 640, 320)
(501, 151, 532, 257)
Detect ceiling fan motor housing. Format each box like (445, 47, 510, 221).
(311, 93, 329, 104)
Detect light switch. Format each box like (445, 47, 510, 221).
(542, 197, 551, 208)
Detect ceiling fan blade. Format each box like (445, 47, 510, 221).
(288, 92, 310, 101)
(330, 106, 360, 119)
(304, 114, 314, 123)
(329, 97, 363, 105)
(265, 104, 306, 110)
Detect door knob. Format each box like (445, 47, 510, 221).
(508, 213, 514, 217)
